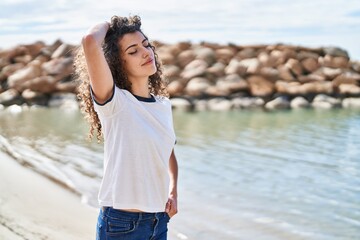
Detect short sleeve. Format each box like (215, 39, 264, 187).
(91, 85, 126, 117)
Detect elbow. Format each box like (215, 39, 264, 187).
(81, 34, 95, 47)
(81, 34, 101, 50)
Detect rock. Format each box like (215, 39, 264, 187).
(22, 89, 44, 99)
(231, 97, 265, 109)
(21, 89, 48, 105)
(275, 81, 302, 95)
(258, 52, 271, 67)
(215, 48, 235, 64)
(332, 71, 360, 86)
(270, 50, 287, 65)
(297, 51, 320, 61)
(55, 82, 77, 93)
(158, 51, 175, 65)
(259, 67, 280, 81)
(42, 57, 73, 77)
(23, 41, 45, 58)
(6, 104, 23, 114)
(0, 58, 10, 69)
(239, 58, 261, 74)
(0, 63, 25, 82)
(181, 59, 208, 80)
(290, 96, 310, 108)
(163, 65, 181, 80)
(0, 89, 21, 106)
(175, 42, 192, 51)
(177, 50, 196, 68)
(301, 57, 320, 73)
(0, 46, 27, 60)
(207, 98, 232, 111)
(7, 60, 42, 91)
(224, 58, 247, 75)
(351, 62, 360, 73)
(319, 54, 349, 69)
(41, 39, 63, 57)
(247, 76, 275, 97)
(206, 62, 226, 77)
(342, 98, 360, 108)
(298, 74, 326, 83)
(237, 48, 257, 59)
(170, 98, 192, 111)
(314, 67, 342, 80)
(311, 94, 341, 109)
(51, 43, 72, 58)
(338, 84, 360, 95)
(205, 85, 231, 96)
(323, 47, 349, 58)
(265, 96, 290, 110)
(184, 77, 211, 96)
(167, 80, 185, 96)
(194, 47, 216, 66)
(14, 54, 32, 64)
(277, 65, 295, 81)
(301, 82, 334, 94)
(216, 74, 248, 93)
(285, 58, 303, 76)
(22, 76, 57, 93)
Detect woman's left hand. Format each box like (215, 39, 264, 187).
(165, 195, 178, 218)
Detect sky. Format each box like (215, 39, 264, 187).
(0, 0, 360, 60)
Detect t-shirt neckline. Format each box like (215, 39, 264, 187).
(131, 93, 156, 103)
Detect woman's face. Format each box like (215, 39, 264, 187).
(119, 31, 157, 80)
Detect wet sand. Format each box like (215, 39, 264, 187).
(0, 150, 98, 240)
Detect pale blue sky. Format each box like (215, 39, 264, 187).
(0, 0, 359, 60)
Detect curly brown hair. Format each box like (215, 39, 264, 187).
(73, 15, 168, 142)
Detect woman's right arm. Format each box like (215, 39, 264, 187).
(82, 22, 113, 104)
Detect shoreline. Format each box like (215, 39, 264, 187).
(0, 150, 180, 239)
(0, 150, 98, 239)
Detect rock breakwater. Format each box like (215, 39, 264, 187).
(1, 40, 360, 111)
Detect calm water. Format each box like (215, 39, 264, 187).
(0, 107, 359, 240)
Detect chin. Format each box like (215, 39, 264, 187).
(149, 66, 157, 75)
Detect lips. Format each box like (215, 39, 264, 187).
(142, 58, 153, 66)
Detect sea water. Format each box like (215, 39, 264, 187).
(0, 107, 359, 239)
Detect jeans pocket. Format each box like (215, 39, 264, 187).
(106, 217, 136, 235)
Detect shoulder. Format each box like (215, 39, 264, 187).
(154, 95, 171, 105)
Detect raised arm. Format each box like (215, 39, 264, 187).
(82, 22, 114, 104)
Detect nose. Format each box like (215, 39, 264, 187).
(142, 46, 151, 58)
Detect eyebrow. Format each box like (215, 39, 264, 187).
(124, 38, 148, 52)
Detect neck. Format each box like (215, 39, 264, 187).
(129, 77, 150, 98)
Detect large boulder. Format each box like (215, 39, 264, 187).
(184, 77, 212, 96)
(7, 60, 42, 91)
(247, 76, 275, 97)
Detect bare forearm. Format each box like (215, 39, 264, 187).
(81, 21, 113, 103)
(169, 149, 178, 197)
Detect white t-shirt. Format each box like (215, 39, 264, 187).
(92, 86, 176, 212)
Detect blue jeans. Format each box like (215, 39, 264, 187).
(96, 207, 170, 240)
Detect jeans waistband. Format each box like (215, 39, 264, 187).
(101, 207, 167, 221)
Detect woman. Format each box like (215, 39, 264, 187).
(74, 15, 178, 240)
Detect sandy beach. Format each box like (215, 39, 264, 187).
(0, 150, 98, 240)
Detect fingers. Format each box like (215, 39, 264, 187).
(165, 198, 178, 218)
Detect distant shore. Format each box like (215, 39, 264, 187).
(0, 40, 360, 111)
